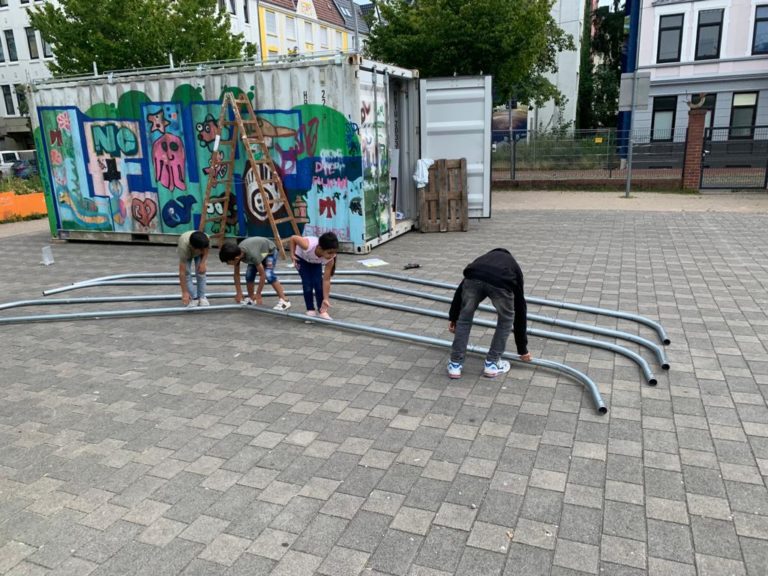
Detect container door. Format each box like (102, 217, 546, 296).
(419, 76, 492, 218)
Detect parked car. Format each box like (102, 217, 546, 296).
(12, 159, 38, 179)
(0, 150, 36, 178)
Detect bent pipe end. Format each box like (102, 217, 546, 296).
(662, 363, 670, 371)
(663, 338, 671, 345)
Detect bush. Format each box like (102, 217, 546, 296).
(0, 175, 43, 195)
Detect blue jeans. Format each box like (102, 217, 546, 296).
(450, 278, 515, 364)
(296, 257, 323, 311)
(245, 249, 278, 284)
(184, 255, 207, 299)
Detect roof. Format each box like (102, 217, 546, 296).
(313, 0, 346, 27)
(263, 0, 296, 11)
(332, 0, 370, 34)
(359, 3, 376, 19)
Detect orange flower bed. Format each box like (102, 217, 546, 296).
(0, 191, 47, 220)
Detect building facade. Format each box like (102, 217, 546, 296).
(0, 0, 368, 150)
(0, 0, 51, 149)
(633, 0, 768, 141)
(528, 0, 590, 132)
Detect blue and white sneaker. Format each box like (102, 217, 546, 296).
(483, 359, 511, 378)
(447, 362, 463, 379)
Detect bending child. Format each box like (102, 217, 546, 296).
(178, 230, 210, 307)
(289, 232, 339, 320)
(219, 236, 291, 310)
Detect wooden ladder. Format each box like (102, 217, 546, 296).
(198, 91, 301, 258)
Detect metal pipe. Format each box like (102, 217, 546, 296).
(43, 269, 670, 345)
(68, 277, 668, 368)
(7, 290, 656, 385)
(321, 270, 671, 346)
(0, 295, 607, 414)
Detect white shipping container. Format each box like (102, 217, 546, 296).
(29, 54, 491, 252)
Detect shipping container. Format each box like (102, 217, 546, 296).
(29, 53, 491, 252)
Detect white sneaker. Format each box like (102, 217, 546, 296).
(483, 359, 511, 378)
(447, 362, 463, 379)
(198, 297, 210, 307)
(304, 310, 317, 324)
(318, 311, 332, 320)
(241, 297, 254, 305)
(273, 299, 291, 311)
(186, 300, 198, 308)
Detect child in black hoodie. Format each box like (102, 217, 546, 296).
(447, 248, 532, 378)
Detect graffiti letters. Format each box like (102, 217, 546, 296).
(91, 124, 140, 157)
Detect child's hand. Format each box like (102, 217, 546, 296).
(291, 258, 299, 269)
(520, 353, 532, 362)
(448, 321, 456, 333)
(320, 299, 331, 313)
(182, 293, 191, 306)
(198, 262, 207, 274)
(255, 295, 263, 305)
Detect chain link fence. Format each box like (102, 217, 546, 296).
(492, 128, 687, 187)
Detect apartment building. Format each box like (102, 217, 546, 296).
(0, 0, 50, 149)
(633, 0, 768, 141)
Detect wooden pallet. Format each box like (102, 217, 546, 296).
(418, 159, 468, 232)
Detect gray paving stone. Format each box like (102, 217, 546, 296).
(691, 516, 743, 561)
(369, 529, 423, 575)
(415, 526, 468, 573)
(336, 510, 391, 553)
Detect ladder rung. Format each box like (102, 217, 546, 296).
(272, 217, 295, 225)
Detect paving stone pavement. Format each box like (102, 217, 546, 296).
(1, 199, 768, 575)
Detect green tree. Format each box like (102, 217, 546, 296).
(577, 0, 625, 128)
(29, 0, 257, 77)
(364, 0, 575, 107)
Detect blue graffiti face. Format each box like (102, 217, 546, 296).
(161, 195, 197, 228)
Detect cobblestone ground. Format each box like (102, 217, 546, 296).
(1, 200, 767, 575)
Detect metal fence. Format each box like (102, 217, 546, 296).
(492, 128, 687, 185)
(701, 126, 768, 189)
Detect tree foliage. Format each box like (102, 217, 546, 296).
(29, 0, 256, 76)
(577, 0, 625, 128)
(364, 0, 575, 106)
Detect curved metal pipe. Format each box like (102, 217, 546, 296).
(41, 269, 671, 346)
(69, 277, 668, 369)
(0, 297, 607, 414)
(6, 290, 656, 385)
(323, 270, 671, 346)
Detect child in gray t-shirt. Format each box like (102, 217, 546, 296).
(219, 237, 291, 310)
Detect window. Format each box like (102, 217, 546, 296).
(651, 96, 677, 141)
(730, 92, 757, 139)
(695, 9, 723, 60)
(228, 0, 236, 13)
(0, 0, 8, 7)
(21, 0, 30, 4)
(4, 30, 17, 61)
(15, 84, 26, 115)
(754, 6, 768, 54)
(286, 17, 296, 40)
(42, 38, 52, 58)
(702, 94, 717, 130)
(25, 28, 38, 59)
(657, 14, 683, 63)
(243, 0, 249, 23)
(305, 22, 314, 45)
(2, 85, 14, 116)
(266, 11, 277, 36)
(336, 30, 343, 49)
(320, 27, 328, 48)
(0, 38, 4, 63)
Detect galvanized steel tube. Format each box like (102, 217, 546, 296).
(0, 296, 607, 414)
(73, 277, 668, 368)
(7, 290, 656, 385)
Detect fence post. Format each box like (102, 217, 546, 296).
(511, 135, 517, 181)
(682, 108, 707, 190)
(608, 130, 613, 179)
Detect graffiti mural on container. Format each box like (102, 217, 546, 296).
(359, 77, 390, 239)
(36, 85, 370, 244)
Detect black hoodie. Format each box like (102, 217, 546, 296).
(448, 248, 528, 355)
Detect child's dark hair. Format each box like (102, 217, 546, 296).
(219, 241, 241, 263)
(318, 232, 339, 251)
(190, 231, 210, 249)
